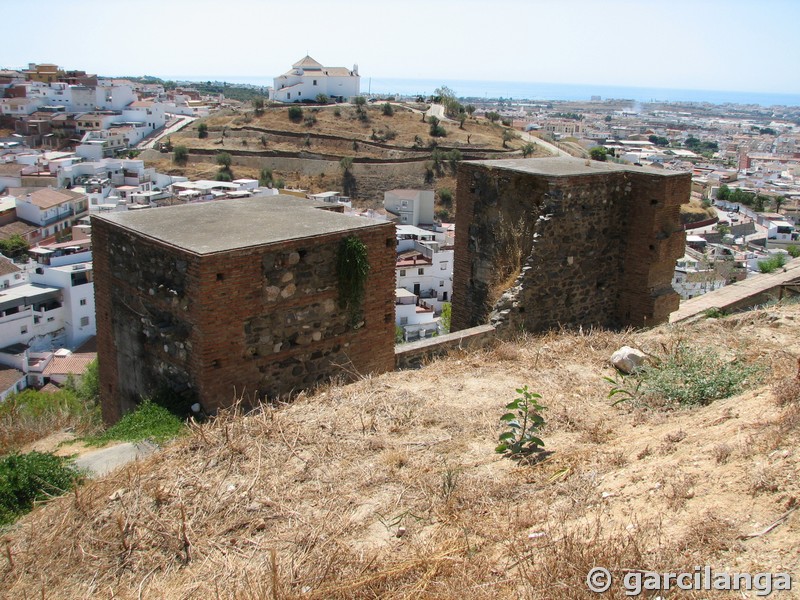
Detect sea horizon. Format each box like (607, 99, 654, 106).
(161, 75, 800, 108)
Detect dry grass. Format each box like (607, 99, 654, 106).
(3, 305, 800, 598)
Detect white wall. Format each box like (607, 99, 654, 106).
(30, 261, 95, 349)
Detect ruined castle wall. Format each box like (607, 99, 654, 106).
(94, 219, 396, 423)
(452, 159, 689, 334)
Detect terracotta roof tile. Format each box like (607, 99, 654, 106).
(0, 364, 24, 394)
(17, 188, 84, 210)
(0, 255, 22, 276)
(42, 353, 96, 378)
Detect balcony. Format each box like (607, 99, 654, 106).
(41, 208, 75, 226)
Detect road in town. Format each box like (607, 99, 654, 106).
(136, 115, 196, 150)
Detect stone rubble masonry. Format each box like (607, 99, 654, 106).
(452, 158, 689, 335)
(93, 197, 396, 424)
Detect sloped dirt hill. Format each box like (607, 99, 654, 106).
(2, 305, 799, 599)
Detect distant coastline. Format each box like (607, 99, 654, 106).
(163, 75, 800, 108)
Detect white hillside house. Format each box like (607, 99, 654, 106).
(271, 56, 360, 103)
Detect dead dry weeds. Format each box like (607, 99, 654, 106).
(2, 305, 800, 598)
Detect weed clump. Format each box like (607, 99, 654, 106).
(608, 344, 763, 407)
(87, 401, 184, 446)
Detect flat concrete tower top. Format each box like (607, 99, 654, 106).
(92, 195, 384, 254)
(466, 156, 684, 178)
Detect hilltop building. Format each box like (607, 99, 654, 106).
(270, 56, 360, 103)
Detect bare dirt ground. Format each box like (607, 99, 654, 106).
(2, 305, 799, 598)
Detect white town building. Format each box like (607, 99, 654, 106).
(270, 56, 360, 103)
(395, 288, 437, 342)
(384, 189, 435, 226)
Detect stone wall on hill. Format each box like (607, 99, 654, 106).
(451, 158, 690, 334)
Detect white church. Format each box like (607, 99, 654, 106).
(269, 56, 360, 103)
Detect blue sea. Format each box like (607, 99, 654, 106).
(168, 75, 800, 108)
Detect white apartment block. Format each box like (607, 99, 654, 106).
(384, 189, 435, 226)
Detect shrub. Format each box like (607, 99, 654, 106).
(315, 93, 329, 105)
(382, 102, 394, 116)
(429, 116, 446, 137)
(197, 123, 208, 138)
(438, 188, 453, 206)
(0, 234, 29, 259)
(0, 384, 100, 455)
(288, 106, 303, 122)
(173, 145, 189, 164)
(0, 452, 81, 525)
(87, 400, 184, 446)
(496, 386, 546, 456)
(609, 344, 763, 407)
(758, 254, 787, 273)
(447, 149, 462, 170)
(786, 245, 800, 258)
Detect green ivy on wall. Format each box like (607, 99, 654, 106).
(337, 236, 370, 327)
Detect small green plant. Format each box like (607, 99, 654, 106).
(86, 400, 184, 446)
(197, 123, 208, 138)
(703, 307, 727, 319)
(603, 372, 644, 406)
(0, 452, 82, 525)
(787, 245, 800, 258)
(496, 386, 546, 455)
(382, 102, 394, 116)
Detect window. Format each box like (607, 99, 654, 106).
(80, 316, 90, 327)
(439, 280, 444, 287)
(399, 269, 406, 276)
(440, 262, 448, 270)
(418, 268, 424, 275)
(20, 326, 27, 334)
(47, 317, 54, 322)
(313, 80, 317, 86)
(80, 298, 87, 306)
(400, 317, 408, 325)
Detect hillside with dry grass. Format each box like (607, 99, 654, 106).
(2, 304, 800, 598)
(148, 103, 546, 205)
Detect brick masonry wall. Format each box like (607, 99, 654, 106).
(94, 217, 396, 423)
(94, 218, 203, 423)
(190, 224, 396, 412)
(452, 161, 689, 334)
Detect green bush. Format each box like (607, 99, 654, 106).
(786, 245, 800, 258)
(758, 254, 787, 274)
(173, 145, 189, 164)
(288, 106, 303, 122)
(382, 102, 394, 116)
(0, 452, 81, 525)
(87, 401, 184, 446)
(0, 379, 100, 455)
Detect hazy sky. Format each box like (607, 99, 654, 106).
(3, 0, 799, 94)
